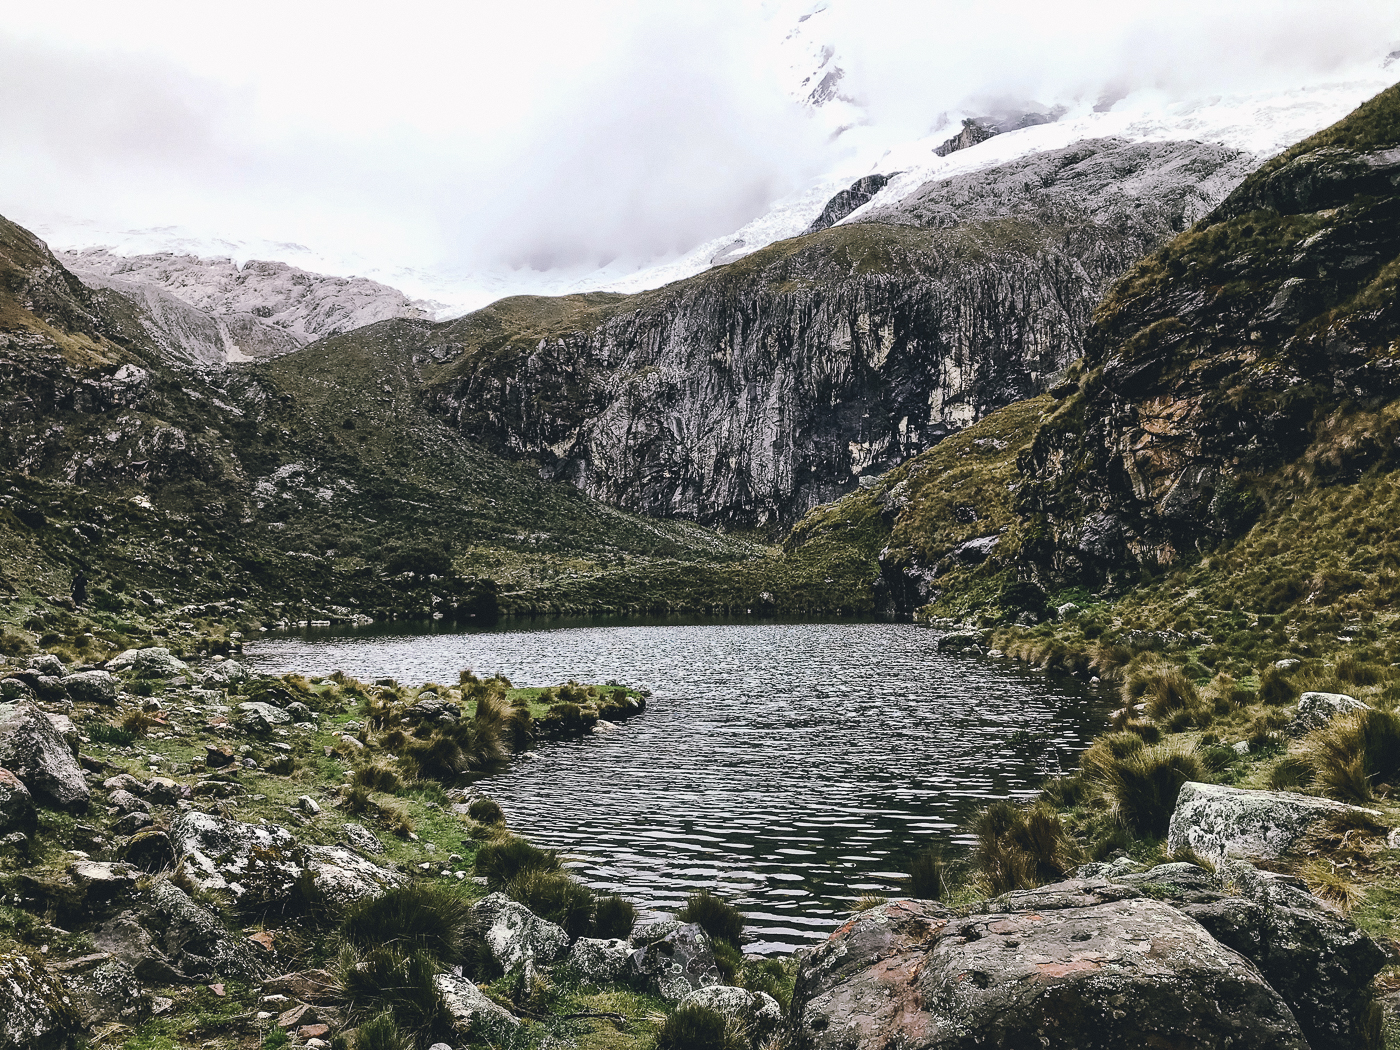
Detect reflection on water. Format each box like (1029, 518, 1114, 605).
(248, 620, 1111, 953)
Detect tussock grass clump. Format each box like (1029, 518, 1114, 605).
(466, 796, 505, 825)
(351, 1014, 412, 1050)
(1257, 666, 1299, 706)
(88, 721, 136, 746)
(1335, 653, 1388, 687)
(473, 835, 561, 888)
(655, 1002, 746, 1050)
(906, 848, 950, 901)
(741, 956, 796, 1012)
(1307, 707, 1400, 802)
(353, 761, 403, 794)
(973, 801, 1080, 895)
(120, 709, 156, 737)
(1083, 740, 1204, 837)
(851, 895, 888, 913)
(594, 893, 637, 939)
(677, 889, 746, 948)
(338, 947, 451, 1047)
(505, 869, 594, 938)
(341, 884, 474, 966)
(1268, 755, 1317, 791)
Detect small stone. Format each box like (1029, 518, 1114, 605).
(297, 795, 320, 816)
(298, 1024, 330, 1039)
(209, 982, 225, 997)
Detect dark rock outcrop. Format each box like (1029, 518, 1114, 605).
(806, 175, 893, 233)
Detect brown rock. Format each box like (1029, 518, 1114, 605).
(298, 1024, 330, 1039)
(263, 969, 337, 1003)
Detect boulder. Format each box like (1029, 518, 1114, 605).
(62, 671, 118, 706)
(32, 676, 70, 704)
(144, 776, 185, 803)
(122, 827, 176, 873)
(342, 822, 384, 854)
(69, 860, 142, 908)
(205, 745, 236, 768)
(92, 911, 183, 986)
(628, 922, 720, 1001)
(0, 949, 82, 1050)
(629, 918, 685, 946)
(67, 959, 149, 1025)
(470, 893, 569, 973)
(235, 702, 292, 732)
(0, 677, 36, 702)
(198, 661, 249, 689)
(0, 768, 36, 834)
(680, 985, 782, 1041)
(1167, 781, 1383, 865)
(286, 701, 314, 723)
(1292, 691, 1368, 733)
(791, 894, 1308, 1049)
(567, 937, 633, 984)
(28, 654, 65, 678)
(43, 713, 79, 755)
(103, 773, 144, 794)
(144, 879, 264, 979)
(107, 647, 188, 677)
(435, 973, 519, 1034)
(0, 702, 89, 811)
(170, 811, 306, 908)
(108, 788, 149, 814)
(304, 845, 405, 913)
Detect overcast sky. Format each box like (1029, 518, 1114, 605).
(1, 0, 1396, 282)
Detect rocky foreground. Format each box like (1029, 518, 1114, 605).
(0, 646, 1394, 1049)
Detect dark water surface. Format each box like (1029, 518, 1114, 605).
(247, 619, 1112, 953)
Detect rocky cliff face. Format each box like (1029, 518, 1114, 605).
(419, 138, 1254, 527)
(1019, 83, 1400, 587)
(60, 250, 432, 363)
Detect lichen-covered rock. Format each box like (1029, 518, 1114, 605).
(144, 879, 264, 979)
(470, 892, 569, 973)
(1167, 781, 1383, 865)
(62, 670, 118, 706)
(680, 985, 782, 1042)
(0, 677, 35, 702)
(627, 922, 720, 1001)
(122, 827, 175, 872)
(304, 844, 404, 913)
(342, 822, 384, 854)
(107, 647, 188, 677)
(69, 860, 142, 908)
(791, 893, 1307, 1049)
(567, 937, 633, 984)
(0, 702, 89, 811)
(28, 654, 65, 678)
(235, 701, 292, 732)
(198, 660, 249, 688)
(0, 768, 36, 834)
(1292, 691, 1368, 733)
(67, 959, 149, 1025)
(628, 918, 685, 947)
(0, 949, 82, 1050)
(169, 811, 306, 907)
(434, 973, 519, 1035)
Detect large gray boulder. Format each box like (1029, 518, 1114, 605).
(470, 892, 569, 973)
(234, 702, 292, 732)
(567, 937, 633, 984)
(0, 702, 89, 811)
(66, 959, 149, 1026)
(62, 670, 118, 706)
(627, 922, 721, 1001)
(0, 950, 82, 1050)
(0, 768, 36, 835)
(434, 973, 519, 1035)
(107, 647, 188, 677)
(304, 844, 405, 913)
(170, 811, 305, 908)
(1167, 781, 1383, 865)
(1292, 691, 1368, 733)
(199, 660, 249, 689)
(144, 879, 264, 979)
(680, 985, 782, 1042)
(791, 895, 1308, 1049)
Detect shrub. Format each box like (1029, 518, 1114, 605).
(506, 869, 595, 938)
(466, 796, 505, 825)
(594, 893, 637, 939)
(341, 884, 474, 967)
(120, 709, 155, 737)
(677, 889, 745, 948)
(1308, 707, 1400, 802)
(1258, 666, 1299, 706)
(351, 1014, 411, 1050)
(973, 801, 1080, 895)
(654, 1002, 746, 1050)
(906, 849, 949, 901)
(343, 784, 373, 815)
(1199, 745, 1239, 775)
(473, 835, 561, 888)
(1090, 742, 1205, 837)
(338, 947, 451, 1046)
(1089, 824, 1136, 862)
(0, 630, 29, 657)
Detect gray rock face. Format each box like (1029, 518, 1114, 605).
(0, 950, 81, 1050)
(421, 138, 1254, 528)
(304, 844, 404, 913)
(235, 701, 292, 732)
(1292, 691, 1368, 733)
(122, 826, 176, 872)
(1166, 781, 1383, 865)
(0, 701, 89, 811)
(470, 892, 569, 973)
(680, 985, 782, 1041)
(62, 670, 118, 706)
(567, 937, 633, 984)
(628, 918, 685, 947)
(170, 811, 305, 908)
(144, 879, 264, 979)
(67, 959, 149, 1025)
(806, 174, 893, 233)
(434, 973, 519, 1034)
(0, 768, 36, 834)
(791, 894, 1307, 1049)
(627, 922, 720, 1001)
(107, 647, 188, 677)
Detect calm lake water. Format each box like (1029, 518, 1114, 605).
(247, 618, 1112, 953)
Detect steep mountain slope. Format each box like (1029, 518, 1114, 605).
(370, 138, 1254, 529)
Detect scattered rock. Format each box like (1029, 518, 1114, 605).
(304, 844, 405, 913)
(471, 893, 569, 973)
(102, 773, 144, 794)
(262, 969, 337, 1003)
(1292, 691, 1368, 734)
(342, 823, 383, 854)
(0, 767, 37, 834)
(144, 776, 184, 803)
(567, 937, 633, 984)
(198, 661, 249, 689)
(0, 677, 36, 702)
(285, 701, 314, 723)
(62, 671, 118, 706)
(680, 985, 782, 1041)
(297, 795, 320, 816)
(205, 745, 236, 768)
(1167, 781, 1383, 866)
(0, 949, 83, 1050)
(0, 702, 90, 810)
(107, 648, 188, 677)
(28, 655, 65, 678)
(170, 811, 306, 908)
(67, 959, 149, 1025)
(69, 860, 142, 908)
(234, 702, 292, 733)
(435, 972, 519, 1034)
(107, 788, 149, 814)
(628, 922, 720, 1001)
